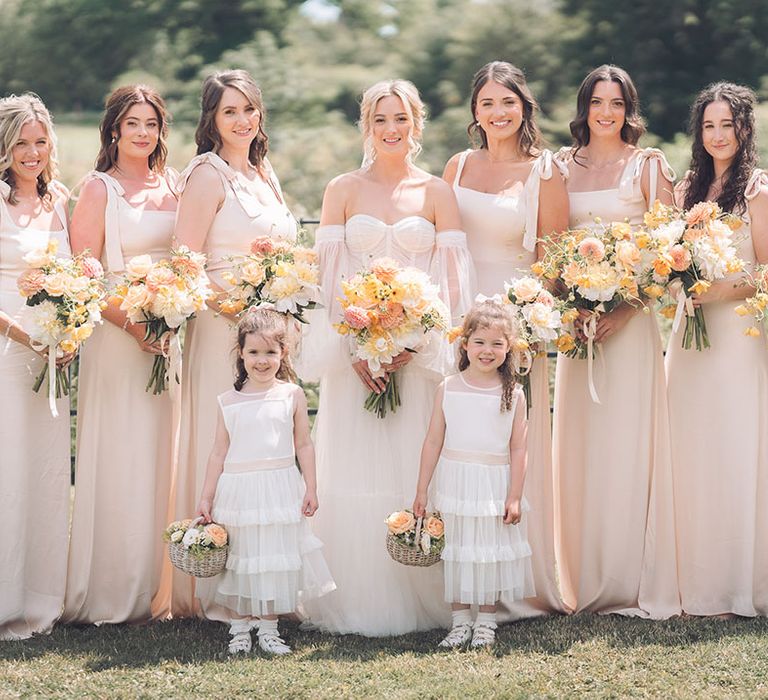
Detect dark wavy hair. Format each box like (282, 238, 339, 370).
(195, 70, 268, 174)
(468, 61, 541, 157)
(457, 300, 519, 413)
(95, 85, 169, 173)
(570, 65, 645, 162)
(233, 307, 296, 390)
(683, 82, 757, 215)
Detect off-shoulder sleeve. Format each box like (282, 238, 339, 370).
(524, 149, 567, 252)
(619, 147, 676, 205)
(745, 169, 768, 201)
(294, 224, 350, 382)
(431, 229, 476, 325)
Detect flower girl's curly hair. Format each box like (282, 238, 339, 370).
(233, 307, 297, 390)
(457, 300, 519, 412)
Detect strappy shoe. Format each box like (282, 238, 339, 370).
(258, 631, 292, 655)
(438, 622, 473, 648)
(470, 622, 496, 648)
(228, 631, 252, 655)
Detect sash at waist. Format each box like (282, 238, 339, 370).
(224, 456, 295, 473)
(441, 448, 509, 466)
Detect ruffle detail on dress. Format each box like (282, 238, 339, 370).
(212, 468, 305, 525)
(443, 558, 535, 607)
(441, 541, 533, 564)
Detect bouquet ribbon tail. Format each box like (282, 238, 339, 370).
(165, 332, 183, 401)
(585, 311, 603, 405)
(48, 344, 58, 418)
(672, 288, 695, 334)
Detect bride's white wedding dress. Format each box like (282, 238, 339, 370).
(300, 213, 474, 636)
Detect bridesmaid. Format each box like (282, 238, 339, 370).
(0, 93, 71, 639)
(173, 70, 297, 617)
(667, 82, 768, 616)
(63, 85, 178, 624)
(443, 61, 569, 618)
(552, 65, 680, 618)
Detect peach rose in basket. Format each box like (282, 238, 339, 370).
(386, 510, 415, 535)
(204, 523, 228, 548)
(424, 516, 444, 538)
(17, 268, 46, 297)
(369, 257, 400, 284)
(668, 244, 692, 272)
(250, 236, 275, 256)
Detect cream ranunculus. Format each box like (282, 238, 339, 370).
(43, 272, 73, 297)
(615, 240, 642, 271)
(511, 276, 543, 303)
(125, 254, 154, 280)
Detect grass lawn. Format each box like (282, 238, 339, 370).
(2, 615, 767, 698)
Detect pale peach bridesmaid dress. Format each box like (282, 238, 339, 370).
(172, 153, 296, 617)
(0, 182, 71, 639)
(552, 148, 680, 618)
(667, 169, 768, 616)
(452, 148, 567, 618)
(63, 172, 177, 624)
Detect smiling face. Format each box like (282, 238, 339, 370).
(587, 80, 626, 140)
(214, 87, 261, 152)
(463, 324, 510, 376)
(702, 100, 738, 168)
(474, 80, 524, 143)
(371, 95, 413, 159)
(239, 331, 283, 387)
(114, 102, 160, 161)
(10, 120, 50, 186)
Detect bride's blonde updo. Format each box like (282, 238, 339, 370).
(358, 79, 426, 167)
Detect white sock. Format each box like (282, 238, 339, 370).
(229, 618, 253, 636)
(258, 618, 279, 636)
(451, 608, 473, 627)
(474, 611, 497, 629)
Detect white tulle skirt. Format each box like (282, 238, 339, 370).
(206, 465, 335, 617)
(432, 456, 534, 606)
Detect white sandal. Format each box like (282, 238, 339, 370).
(470, 623, 496, 648)
(258, 631, 292, 655)
(438, 622, 473, 648)
(228, 631, 252, 655)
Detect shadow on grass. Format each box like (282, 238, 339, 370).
(2, 614, 768, 670)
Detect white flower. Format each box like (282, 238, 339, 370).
(650, 220, 685, 247)
(522, 302, 561, 342)
(508, 276, 542, 303)
(125, 255, 154, 281)
(170, 530, 183, 543)
(27, 300, 62, 346)
(420, 530, 431, 555)
(181, 528, 201, 548)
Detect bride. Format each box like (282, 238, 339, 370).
(301, 79, 474, 636)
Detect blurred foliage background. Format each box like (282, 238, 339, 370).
(2, 0, 768, 216)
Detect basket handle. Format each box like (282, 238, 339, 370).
(414, 516, 423, 544)
(191, 516, 205, 527)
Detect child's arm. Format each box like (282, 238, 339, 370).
(504, 390, 529, 525)
(412, 383, 447, 518)
(293, 386, 318, 517)
(196, 406, 229, 523)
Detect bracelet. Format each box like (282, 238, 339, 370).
(122, 317, 130, 330)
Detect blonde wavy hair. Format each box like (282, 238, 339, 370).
(0, 93, 59, 205)
(358, 79, 425, 167)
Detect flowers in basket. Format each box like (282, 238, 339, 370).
(17, 239, 107, 414)
(334, 258, 450, 418)
(112, 246, 211, 394)
(164, 518, 229, 578)
(220, 236, 320, 322)
(385, 509, 445, 565)
(735, 264, 768, 337)
(637, 200, 745, 350)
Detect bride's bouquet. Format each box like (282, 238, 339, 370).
(17, 239, 107, 415)
(112, 246, 211, 394)
(735, 264, 768, 338)
(220, 236, 320, 322)
(637, 200, 744, 350)
(334, 258, 449, 418)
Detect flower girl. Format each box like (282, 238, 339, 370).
(196, 307, 335, 655)
(413, 298, 534, 648)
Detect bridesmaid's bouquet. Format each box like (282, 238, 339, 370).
(112, 246, 211, 394)
(535, 221, 643, 359)
(220, 236, 320, 322)
(637, 200, 745, 350)
(335, 258, 449, 418)
(736, 264, 768, 338)
(17, 239, 107, 415)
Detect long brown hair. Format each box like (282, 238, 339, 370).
(683, 82, 757, 215)
(457, 300, 519, 413)
(195, 70, 269, 174)
(95, 85, 169, 173)
(468, 61, 541, 157)
(570, 65, 645, 163)
(233, 307, 297, 390)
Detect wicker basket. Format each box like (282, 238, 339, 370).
(385, 516, 442, 567)
(168, 540, 228, 578)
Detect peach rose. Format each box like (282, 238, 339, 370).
(615, 240, 641, 270)
(43, 272, 71, 297)
(424, 516, 444, 538)
(378, 302, 405, 330)
(386, 510, 415, 535)
(146, 266, 178, 292)
(343, 305, 371, 330)
(171, 254, 203, 278)
(250, 236, 275, 256)
(240, 260, 266, 287)
(17, 268, 46, 297)
(204, 523, 228, 548)
(369, 257, 401, 284)
(685, 201, 720, 227)
(668, 244, 692, 272)
(577, 236, 605, 262)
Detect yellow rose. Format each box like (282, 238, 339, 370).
(652, 256, 672, 278)
(659, 305, 677, 319)
(643, 284, 665, 299)
(734, 305, 750, 317)
(220, 299, 246, 315)
(689, 280, 711, 295)
(561, 308, 579, 325)
(635, 233, 650, 249)
(386, 510, 415, 535)
(744, 326, 761, 337)
(60, 339, 78, 353)
(424, 516, 444, 538)
(556, 333, 576, 353)
(204, 523, 228, 548)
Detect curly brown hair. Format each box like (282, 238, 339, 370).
(233, 307, 296, 390)
(682, 82, 757, 215)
